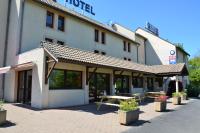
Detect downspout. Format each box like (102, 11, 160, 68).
(18, 0, 25, 54)
(137, 45, 139, 63)
(2, 0, 11, 99)
(144, 40, 147, 65)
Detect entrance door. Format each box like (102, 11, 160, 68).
(89, 73, 110, 102)
(17, 70, 32, 104)
(115, 75, 130, 94)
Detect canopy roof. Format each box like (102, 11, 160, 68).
(41, 42, 189, 76)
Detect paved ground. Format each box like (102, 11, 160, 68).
(0, 98, 195, 133)
(125, 98, 200, 133)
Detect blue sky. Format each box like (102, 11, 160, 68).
(57, 0, 200, 58)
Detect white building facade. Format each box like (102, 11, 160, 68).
(0, 0, 189, 109)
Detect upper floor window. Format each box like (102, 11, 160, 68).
(128, 43, 131, 52)
(101, 32, 106, 44)
(123, 41, 127, 51)
(45, 38, 53, 43)
(101, 51, 106, 55)
(94, 50, 99, 54)
(46, 11, 54, 28)
(94, 29, 99, 42)
(57, 41, 64, 45)
(58, 15, 65, 31)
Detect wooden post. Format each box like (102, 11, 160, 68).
(176, 75, 179, 93)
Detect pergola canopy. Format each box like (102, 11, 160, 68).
(41, 42, 189, 77)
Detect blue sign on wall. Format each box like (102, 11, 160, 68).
(65, 0, 95, 16)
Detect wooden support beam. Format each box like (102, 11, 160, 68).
(86, 67, 97, 85)
(45, 57, 49, 84)
(86, 66, 89, 85)
(113, 70, 116, 85)
(119, 70, 124, 75)
(88, 67, 97, 82)
(45, 56, 57, 84)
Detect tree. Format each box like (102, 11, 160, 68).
(189, 56, 200, 86)
(187, 55, 200, 97)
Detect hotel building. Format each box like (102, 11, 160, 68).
(0, 0, 189, 109)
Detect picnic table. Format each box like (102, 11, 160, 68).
(96, 95, 134, 110)
(145, 91, 166, 98)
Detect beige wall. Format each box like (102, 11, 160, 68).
(20, 1, 138, 62)
(135, 35, 146, 64)
(176, 48, 188, 65)
(0, 0, 9, 98)
(112, 24, 146, 64)
(136, 28, 176, 65)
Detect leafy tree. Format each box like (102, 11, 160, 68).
(187, 54, 200, 97)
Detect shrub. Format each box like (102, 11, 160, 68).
(119, 99, 138, 112)
(172, 92, 181, 97)
(155, 96, 168, 102)
(186, 84, 200, 97)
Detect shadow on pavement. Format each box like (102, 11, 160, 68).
(164, 109, 175, 112)
(128, 120, 151, 127)
(0, 121, 16, 128)
(12, 103, 42, 111)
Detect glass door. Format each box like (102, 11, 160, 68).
(147, 77, 154, 91)
(89, 73, 110, 102)
(17, 70, 32, 104)
(115, 75, 130, 94)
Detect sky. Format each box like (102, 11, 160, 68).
(57, 0, 200, 58)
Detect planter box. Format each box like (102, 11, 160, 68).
(0, 110, 7, 125)
(181, 95, 188, 101)
(154, 101, 167, 112)
(118, 108, 140, 125)
(173, 97, 181, 105)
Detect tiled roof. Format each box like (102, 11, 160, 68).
(41, 42, 189, 76)
(149, 63, 188, 76)
(34, 0, 139, 44)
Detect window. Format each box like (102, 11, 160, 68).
(128, 58, 131, 61)
(101, 32, 106, 44)
(101, 52, 106, 55)
(49, 69, 82, 90)
(57, 41, 64, 45)
(58, 15, 65, 31)
(123, 41, 127, 51)
(45, 38, 53, 43)
(156, 78, 163, 87)
(133, 77, 143, 88)
(46, 11, 54, 28)
(94, 29, 99, 42)
(128, 43, 131, 52)
(94, 50, 99, 54)
(124, 57, 127, 60)
(49, 70, 65, 89)
(65, 71, 82, 89)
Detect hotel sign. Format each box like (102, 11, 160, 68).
(65, 0, 95, 16)
(169, 50, 176, 64)
(146, 22, 159, 36)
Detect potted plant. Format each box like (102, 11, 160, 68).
(180, 91, 188, 100)
(154, 96, 168, 112)
(118, 99, 139, 125)
(0, 100, 7, 125)
(172, 92, 181, 105)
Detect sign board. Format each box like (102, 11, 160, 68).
(65, 0, 95, 16)
(169, 55, 176, 64)
(146, 22, 159, 36)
